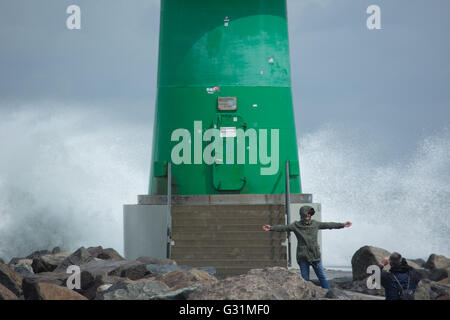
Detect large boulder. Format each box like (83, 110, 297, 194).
(351, 246, 421, 281)
(87, 246, 104, 258)
(31, 252, 72, 273)
(96, 279, 171, 300)
(54, 247, 95, 272)
(23, 271, 71, 287)
(26, 250, 51, 260)
(424, 254, 450, 270)
(351, 246, 391, 281)
(414, 279, 450, 300)
(188, 267, 327, 300)
(0, 283, 19, 300)
(80, 259, 147, 280)
(22, 278, 87, 300)
(68, 259, 147, 299)
(97, 248, 125, 261)
(0, 262, 23, 296)
(409, 258, 426, 268)
(8, 258, 34, 277)
(156, 269, 217, 290)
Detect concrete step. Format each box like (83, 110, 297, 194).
(173, 204, 285, 216)
(173, 216, 285, 225)
(172, 231, 284, 241)
(172, 224, 273, 232)
(172, 246, 287, 254)
(175, 259, 287, 268)
(172, 239, 285, 247)
(171, 203, 288, 277)
(171, 250, 286, 260)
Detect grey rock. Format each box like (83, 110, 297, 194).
(137, 256, 177, 265)
(325, 288, 353, 300)
(0, 283, 19, 300)
(26, 250, 51, 260)
(12, 265, 35, 278)
(23, 271, 70, 287)
(146, 264, 216, 276)
(96, 279, 171, 300)
(409, 258, 426, 268)
(71, 260, 147, 299)
(0, 258, 4, 264)
(55, 247, 95, 272)
(151, 284, 201, 300)
(414, 279, 450, 300)
(351, 246, 390, 281)
(424, 254, 450, 270)
(0, 262, 23, 296)
(188, 267, 327, 300)
(97, 248, 125, 261)
(8, 259, 34, 277)
(22, 278, 87, 300)
(87, 246, 104, 258)
(51, 247, 62, 254)
(31, 252, 71, 273)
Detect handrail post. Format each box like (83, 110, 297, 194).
(166, 162, 172, 259)
(285, 161, 292, 267)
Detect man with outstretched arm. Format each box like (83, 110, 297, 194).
(263, 205, 352, 289)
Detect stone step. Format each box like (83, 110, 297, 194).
(172, 231, 284, 241)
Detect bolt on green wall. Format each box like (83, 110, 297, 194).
(149, 0, 302, 195)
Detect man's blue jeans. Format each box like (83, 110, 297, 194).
(299, 261, 330, 289)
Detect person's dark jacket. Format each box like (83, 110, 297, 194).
(270, 206, 345, 263)
(380, 259, 423, 300)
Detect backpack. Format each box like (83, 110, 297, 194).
(392, 272, 415, 300)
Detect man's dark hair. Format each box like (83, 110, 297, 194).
(308, 208, 315, 216)
(389, 252, 402, 267)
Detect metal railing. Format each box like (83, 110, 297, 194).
(166, 162, 172, 259)
(285, 161, 292, 267)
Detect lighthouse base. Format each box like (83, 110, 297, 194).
(123, 194, 321, 277)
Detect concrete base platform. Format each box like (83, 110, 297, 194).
(124, 194, 321, 276)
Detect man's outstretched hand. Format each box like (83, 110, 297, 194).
(344, 221, 352, 228)
(262, 225, 271, 232)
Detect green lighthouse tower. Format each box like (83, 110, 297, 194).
(124, 0, 320, 277)
(149, 0, 301, 196)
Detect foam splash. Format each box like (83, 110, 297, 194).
(0, 107, 448, 267)
(300, 124, 450, 266)
(0, 105, 151, 261)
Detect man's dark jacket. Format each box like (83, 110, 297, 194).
(270, 206, 345, 263)
(380, 259, 422, 300)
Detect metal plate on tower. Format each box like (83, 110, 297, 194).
(218, 97, 237, 111)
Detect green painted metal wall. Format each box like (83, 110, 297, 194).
(149, 0, 302, 195)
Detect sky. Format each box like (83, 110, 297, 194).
(0, 0, 449, 263)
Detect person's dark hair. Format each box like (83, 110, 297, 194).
(389, 252, 402, 267)
(308, 208, 315, 216)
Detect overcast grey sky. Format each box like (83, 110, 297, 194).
(1, 0, 449, 261)
(1, 0, 449, 160)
